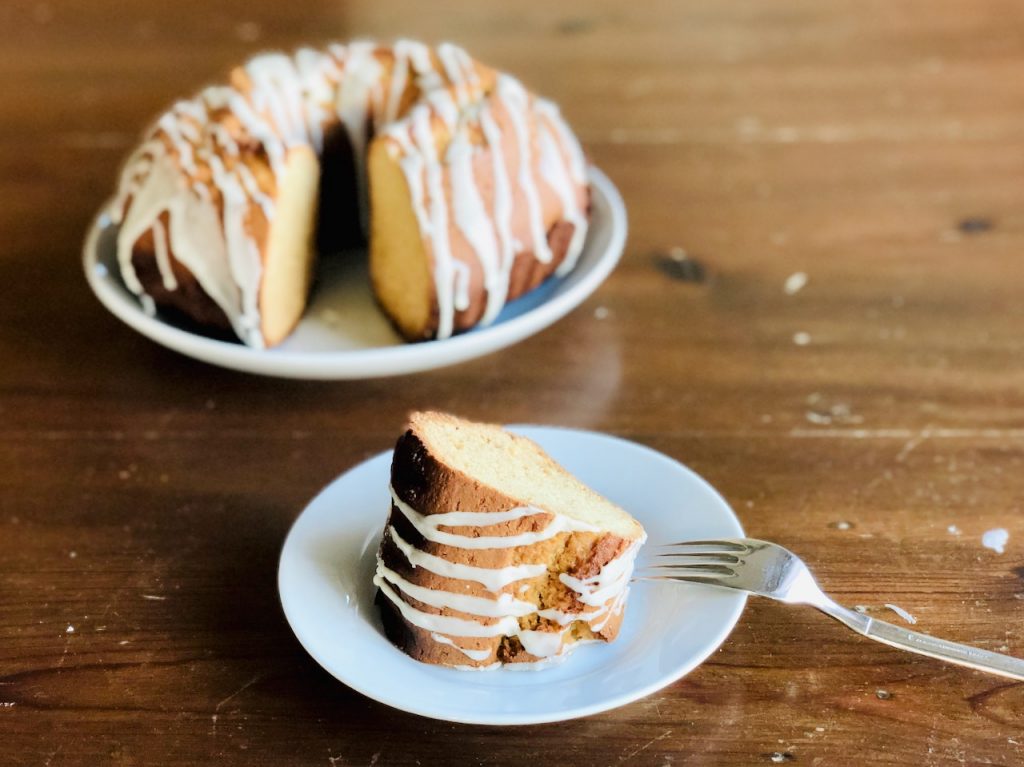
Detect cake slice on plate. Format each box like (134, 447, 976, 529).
(374, 412, 646, 669)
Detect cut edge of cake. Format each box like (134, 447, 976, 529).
(258, 145, 321, 346)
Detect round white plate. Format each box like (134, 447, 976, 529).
(82, 167, 626, 380)
(278, 426, 746, 725)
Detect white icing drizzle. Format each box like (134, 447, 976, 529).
(389, 485, 598, 549)
(389, 526, 547, 591)
(203, 86, 286, 176)
(518, 628, 567, 658)
(430, 632, 492, 662)
(375, 580, 519, 638)
(407, 43, 441, 91)
(437, 44, 465, 103)
(404, 99, 459, 339)
(375, 577, 577, 663)
(157, 107, 197, 174)
(437, 43, 479, 108)
(536, 120, 587, 276)
(385, 46, 576, 337)
(174, 110, 201, 144)
(110, 41, 590, 348)
(384, 45, 410, 123)
(244, 54, 309, 147)
(402, 505, 550, 528)
(448, 130, 502, 318)
(293, 47, 334, 149)
(534, 99, 586, 185)
(591, 590, 627, 632)
(451, 260, 472, 312)
(497, 75, 552, 264)
(209, 118, 240, 157)
(453, 46, 479, 89)
(478, 105, 516, 325)
(173, 99, 206, 124)
(559, 538, 645, 606)
(536, 605, 602, 626)
(377, 488, 643, 669)
(375, 560, 537, 618)
(428, 87, 459, 127)
(234, 162, 275, 221)
(150, 218, 177, 290)
(110, 140, 253, 344)
(384, 40, 434, 123)
(111, 56, 328, 348)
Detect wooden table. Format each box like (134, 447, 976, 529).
(3, 0, 1023, 763)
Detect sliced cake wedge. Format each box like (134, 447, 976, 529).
(374, 411, 646, 669)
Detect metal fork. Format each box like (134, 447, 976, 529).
(636, 538, 1024, 681)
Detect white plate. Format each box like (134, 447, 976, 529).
(278, 426, 746, 725)
(82, 167, 626, 380)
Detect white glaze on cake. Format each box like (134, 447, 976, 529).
(429, 632, 492, 662)
(387, 485, 599, 548)
(388, 526, 548, 591)
(497, 75, 552, 266)
(110, 41, 590, 346)
(378, 62, 589, 338)
(375, 488, 645, 669)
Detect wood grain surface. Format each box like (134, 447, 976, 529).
(2, 0, 1023, 764)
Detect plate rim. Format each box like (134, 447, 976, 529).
(277, 425, 747, 725)
(82, 167, 627, 380)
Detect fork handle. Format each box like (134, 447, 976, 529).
(820, 603, 1024, 681)
(861, 618, 1024, 681)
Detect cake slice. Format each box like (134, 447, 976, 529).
(368, 75, 590, 341)
(111, 88, 327, 349)
(374, 412, 646, 669)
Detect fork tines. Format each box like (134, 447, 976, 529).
(634, 540, 748, 582)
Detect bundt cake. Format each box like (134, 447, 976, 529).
(374, 412, 646, 669)
(107, 41, 590, 347)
